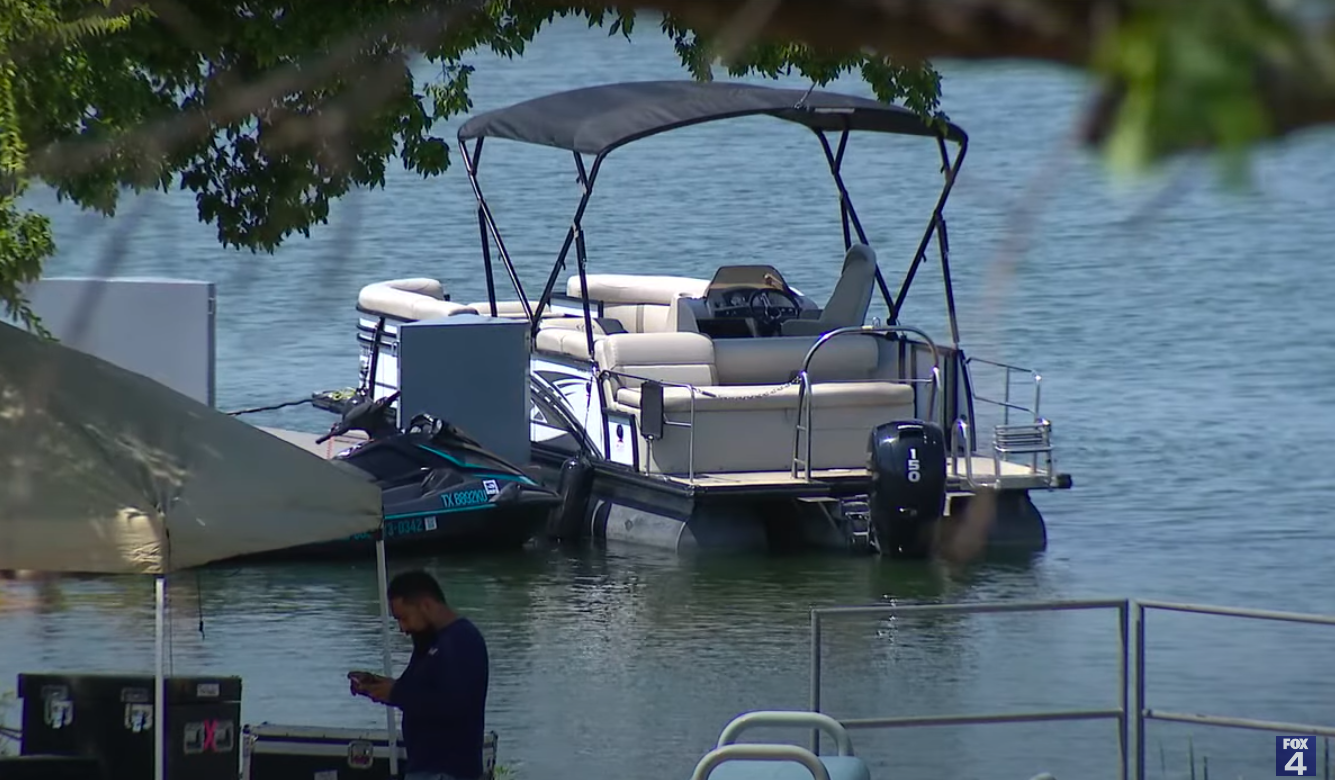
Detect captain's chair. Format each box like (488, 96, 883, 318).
(781, 244, 878, 337)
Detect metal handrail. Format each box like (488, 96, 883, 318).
(598, 368, 703, 480)
(809, 599, 1131, 780)
(1134, 600, 1335, 780)
(967, 355, 1042, 427)
(690, 744, 832, 780)
(791, 325, 944, 481)
(993, 418, 1054, 477)
(951, 417, 974, 484)
(717, 711, 855, 756)
(808, 598, 1335, 780)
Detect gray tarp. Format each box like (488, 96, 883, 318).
(0, 322, 381, 574)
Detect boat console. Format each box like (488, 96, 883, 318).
(693, 264, 814, 338)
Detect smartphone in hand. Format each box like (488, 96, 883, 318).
(347, 670, 376, 694)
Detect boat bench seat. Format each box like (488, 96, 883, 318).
(358, 278, 478, 321)
(595, 332, 915, 474)
(567, 273, 710, 333)
(613, 382, 902, 413)
(533, 288, 700, 360)
(711, 335, 880, 385)
(465, 300, 566, 319)
(533, 317, 619, 360)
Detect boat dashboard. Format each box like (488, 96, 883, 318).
(690, 264, 820, 338)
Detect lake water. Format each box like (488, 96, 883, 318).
(4, 17, 1335, 780)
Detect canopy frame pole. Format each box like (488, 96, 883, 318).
(470, 139, 500, 318)
(527, 152, 605, 337)
(459, 137, 532, 322)
(154, 575, 165, 780)
(890, 134, 969, 326)
(831, 128, 854, 250)
(375, 530, 398, 776)
(934, 136, 962, 349)
(813, 126, 895, 314)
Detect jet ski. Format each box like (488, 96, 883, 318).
(257, 392, 561, 561)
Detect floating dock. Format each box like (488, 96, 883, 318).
(256, 426, 364, 460)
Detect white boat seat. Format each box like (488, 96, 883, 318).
(358, 278, 476, 321)
(781, 244, 878, 337)
(595, 332, 717, 391)
(594, 332, 916, 474)
(614, 381, 908, 413)
(534, 318, 615, 361)
(465, 300, 563, 319)
(536, 329, 594, 360)
(707, 756, 870, 780)
(538, 317, 610, 335)
(568, 273, 711, 333)
(568, 273, 710, 305)
(712, 336, 878, 385)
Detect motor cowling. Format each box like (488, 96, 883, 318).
(867, 420, 948, 558)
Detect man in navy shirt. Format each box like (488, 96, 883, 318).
(351, 570, 490, 780)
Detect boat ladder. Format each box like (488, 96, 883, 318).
(992, 419, 1054, 478)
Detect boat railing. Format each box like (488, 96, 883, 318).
(967, 355, 1043, 427)
(950, 416, 974, 484)
(792, 325, 944, 482)
(600, 333, 942, 482)
(598, 368, 705, 480)
(807, 598, 1335, 780)
(965, 355, 1055, 482)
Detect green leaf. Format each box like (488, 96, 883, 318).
(0, 0, 944, 325)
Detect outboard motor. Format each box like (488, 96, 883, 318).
(867, 420, 948, 558)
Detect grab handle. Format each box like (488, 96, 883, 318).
(716, 710, 854, 757)
(690, 744, 832, 780)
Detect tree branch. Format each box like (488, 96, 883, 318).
(24, 1, 483, 185)
(567, 0, 1335, 154)
(573, 0, 1107, 65)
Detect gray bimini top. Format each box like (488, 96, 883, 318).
(456, 80, 967, 158)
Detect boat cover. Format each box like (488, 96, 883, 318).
(457, 79, 966, 156)
(0, 322, 380, 574)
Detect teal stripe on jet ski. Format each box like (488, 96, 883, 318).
(384, 504, 497, 520)
(414, 444, 537, 485)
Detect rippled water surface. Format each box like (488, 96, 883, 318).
(5, 18, 1335, 780)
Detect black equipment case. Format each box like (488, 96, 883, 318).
(241, 723, 498, 780)
(16, 672, 242, 780)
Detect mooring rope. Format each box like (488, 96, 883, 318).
(224, 397, 313, 416)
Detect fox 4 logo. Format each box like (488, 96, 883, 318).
(1276, 736, 1316, 776)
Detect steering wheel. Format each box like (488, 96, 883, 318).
(316, 391, 401, 443)
(747, 287, 803, 335)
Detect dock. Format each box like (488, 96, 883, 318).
(256, 426, 365, 460)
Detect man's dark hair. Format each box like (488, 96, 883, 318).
(387, 569, 446, 604)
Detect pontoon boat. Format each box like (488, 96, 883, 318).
(336, 80, 1073, 558)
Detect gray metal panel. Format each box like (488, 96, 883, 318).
(16, 277, 216, 406)
(398, 314, 531, 466)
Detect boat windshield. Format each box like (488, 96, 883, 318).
(704, 264, 793, 293)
